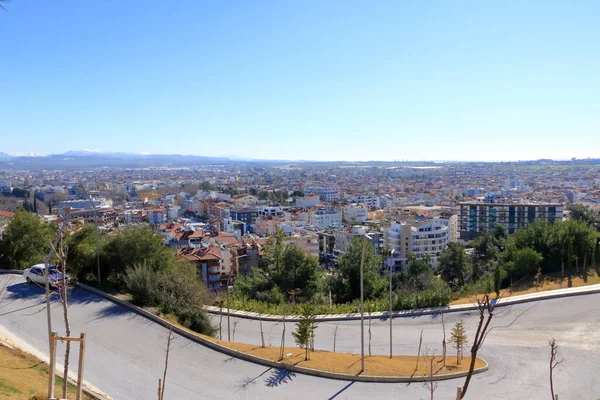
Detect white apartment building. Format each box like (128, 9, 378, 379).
(343, 203, 368, 223)
(384, 220, 450, 269)
(296, 195, 321, 208)
(284, 233, 320, 258)
(350, 194, 381, 209)
(436, 214, 458, 243)
(304, 187, 339, 202)
(308, 209, 343, 228)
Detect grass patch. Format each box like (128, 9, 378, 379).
(451, 269, 600, 305)
(0, 343, 94, 400)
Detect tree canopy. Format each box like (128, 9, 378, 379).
(0, 207, 57, 270)
(332, 237, 385, 302)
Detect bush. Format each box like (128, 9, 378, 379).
(122, 262, 161, 307)
(122, 261, 216, 336)
(174, 306, 217, 336)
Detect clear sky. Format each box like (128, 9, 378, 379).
(1, 1, 599, 161)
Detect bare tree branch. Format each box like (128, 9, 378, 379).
(549, 337, 563, 400)
(408, 329, 424, 384)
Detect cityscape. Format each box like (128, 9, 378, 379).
(1, 1, 600, 400)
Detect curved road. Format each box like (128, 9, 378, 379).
(1, 274, 598, 399)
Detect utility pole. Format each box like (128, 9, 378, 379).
(80, 181, 101, 285)
(360, 239, 366, 373)
(226, 268, 233, 341)
(389, 248, 394, 358)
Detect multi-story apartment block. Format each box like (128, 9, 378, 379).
(258, 206, 285, 218)
(147, 208, 166, 225)
(458, 201, 563, 240)
(350, 194, 381, 209)
(229, 209, 258, 226)
(384, 219, 450, 269)
(304, 187, 339, 202)
(296, 195, 320, 208)
(308, 209, 343, 228)
(437, 213, 458, 243)
(343, 203, 368, 223)
(283, 233, 320, 258)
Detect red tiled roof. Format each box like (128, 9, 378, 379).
(0, 211, 13, 218)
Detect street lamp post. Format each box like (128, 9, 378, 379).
(359, 239, 366, 373)
(389, 248, 394, 358)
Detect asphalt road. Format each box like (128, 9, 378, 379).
(1, 274, 599, 400)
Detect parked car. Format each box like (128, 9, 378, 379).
(23, 264, 70, 288)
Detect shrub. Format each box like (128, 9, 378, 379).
(122, 262, 161, 307)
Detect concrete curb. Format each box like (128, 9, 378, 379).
(204, 283, 600, 322)
(76, 282, 488, 383)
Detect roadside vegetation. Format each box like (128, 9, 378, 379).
(0, 203, 598, 329)
(0, 208, 216, 336)
(222, 205, 600, 315)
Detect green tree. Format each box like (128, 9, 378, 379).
(264, 229, 286, 270)
(199, 181, 214, 192)
(471, 225, 507, 280)
(103, 226, 176, 281)
(333, 237, 385, 302)
(292, 303, 318, 360)
(567, 203, 597, 227)
(439, 243, 470, 288)
(272, 245, 321, 301)
(511, 247, 543, 280)
(65, 224, 109, 281)
(448, 321, 468, 365)
(232, 267, 274, 300)
(0, 207, 57, 270)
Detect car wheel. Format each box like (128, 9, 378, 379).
(26, 277, 32, 284)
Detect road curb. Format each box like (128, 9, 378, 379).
(76, 282, 488, 383)
(204, 283, 600, 322)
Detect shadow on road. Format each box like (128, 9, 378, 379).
(89, 303, 132, 322)
(235, 367, 272, 392)
(264, 368, 296, 387)
(327, 381, 355, 399)
(6, 281, 46, 301)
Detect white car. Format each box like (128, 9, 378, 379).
(23, 264, 70, 288)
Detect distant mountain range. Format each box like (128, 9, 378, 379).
(0, 151, 291, 170)
(1, 151, 599, 170)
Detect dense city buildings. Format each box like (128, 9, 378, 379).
(1, 157, 599, 289)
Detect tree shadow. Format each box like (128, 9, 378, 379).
(64, 287, 109, 306)
(235, 367, 272, 392)
(264, 368, 296, 387)
(88, 303, 132, 322)
(328, 381, 355, 399)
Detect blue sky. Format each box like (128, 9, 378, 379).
(1, 1, 599, 161)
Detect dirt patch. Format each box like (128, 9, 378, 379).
(0, 343, 93, 400)
(451, 270, 600, 305)
(204, 336, 484, 377)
